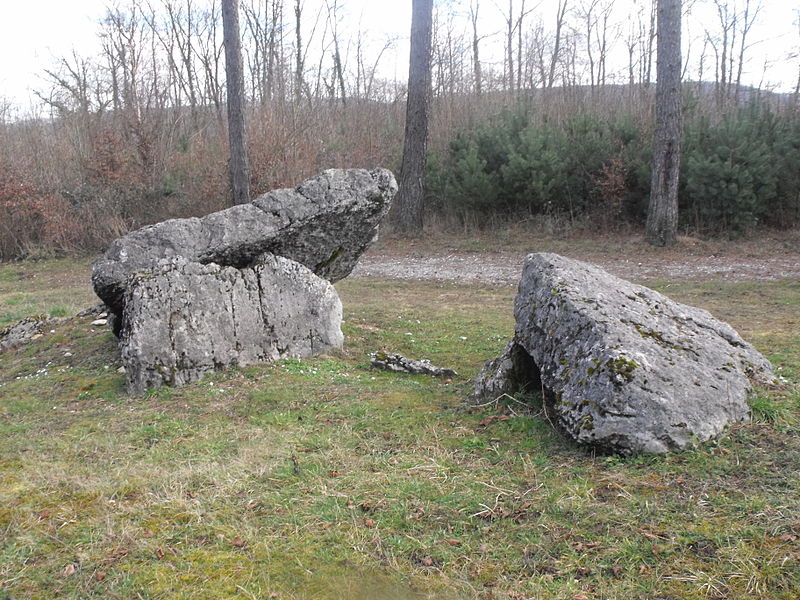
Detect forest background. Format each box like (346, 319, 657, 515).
(1, 0, 799, 260)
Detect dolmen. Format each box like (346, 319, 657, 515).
(92, 168, 397, 393)
(474, 253, 774, 455)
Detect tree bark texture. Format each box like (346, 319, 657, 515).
(392, 0, 433, 234)
(222, 0, 251, 205)
(646, 0, 682, 247)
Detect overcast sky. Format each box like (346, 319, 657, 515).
(0, 0, 411, 110)
(1, 0, 797, 112)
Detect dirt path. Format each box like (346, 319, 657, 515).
(352, 235, 800, 285)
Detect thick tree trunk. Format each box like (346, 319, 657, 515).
(392, 0, 433, 234)
(646, 0, 682, 247)
(222, 0, 250, 205)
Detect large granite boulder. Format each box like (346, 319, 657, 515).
(92, 168, 397, 321)
(475, 253, 774, 455)
(120, 255, 343, 393)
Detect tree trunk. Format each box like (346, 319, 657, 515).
(506, 0, 514, 92)
(516, 0, 526, 93)
(470, 1, 482, 95)
(392, 0, 433, 235)
(547, 0, 568, 89)
(294, 0, 304, 102)
(222, 0, 250, 205)
(646, 0, 682, 247)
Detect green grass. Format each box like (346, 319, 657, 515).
(1, 258, 799, 599)
(0, 257, 96, 327)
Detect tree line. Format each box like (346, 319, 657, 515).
(0, 0, 798, 258)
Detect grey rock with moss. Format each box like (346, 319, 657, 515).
(0, 315, 54, 352)
(92, 168, 395, 392)
(92, 168, 397, 322)
(370, 351, 458, 377)
(120, 255, 343, 394)
(475, 253, 774, 455)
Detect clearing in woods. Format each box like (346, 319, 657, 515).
(0, 233, 798, 599)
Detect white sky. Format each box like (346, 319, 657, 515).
(0, 0, 109, 110)
(0, 0, 797, 113)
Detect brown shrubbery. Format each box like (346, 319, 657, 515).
(0, 100, 408, 260)
(0, 165, 80, 258)
(3, 92, 800, 260)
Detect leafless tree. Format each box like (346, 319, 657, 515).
(354, 27, 394, 101)
(696, 31, 710, 83)
(795, 10, 800, 100)
(733, 0, 761, 102)
(242, 0, 284, 104)
(98, 3, 166, 181)
(294, 0, 304, 102)
(516, 1, 537, 92)
(548, 0, 569, 89)
(497, 0, 534, 92)
(629, 0, 657, 86)
(579, 0, 615, 90)
(501, 0, 516, 91)
(0, 98, 12, 126)
(702, 0, 763, 106)
(324, 0, 347, 106)
(581, 0, 600, 89)
(165, 1, 200, 116)
(594, 1, 615, 87)
(37, 53, 102, 117)
(709, 0, 735, 105)
(290, 0, 325, 102)
(431, 3, 469, 103)
(625, 20, 638, 90)
(196, 2, 226, 120)
(470, 0, 484, 95)
(645, 0, 657, 83)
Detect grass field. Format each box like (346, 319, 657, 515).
(1, 256, 798, 599)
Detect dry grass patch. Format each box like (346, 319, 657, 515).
(0, 257, 798, 599)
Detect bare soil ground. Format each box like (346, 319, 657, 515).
(352, 229, 800, 285)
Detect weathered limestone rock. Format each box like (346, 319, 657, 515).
(0, 306, 110, 354)
(120, 255, 343, 394)
(475, 253, 774, 455)
(370, 351, 457, 377)
(89, 168, 395, 393)
(0, 315, 53, 352)
(92, 168, 397, 320)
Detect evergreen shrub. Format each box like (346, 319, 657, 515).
(428, 99, 800, 235)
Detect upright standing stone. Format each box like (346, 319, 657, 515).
(120, 255, 343, 394)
